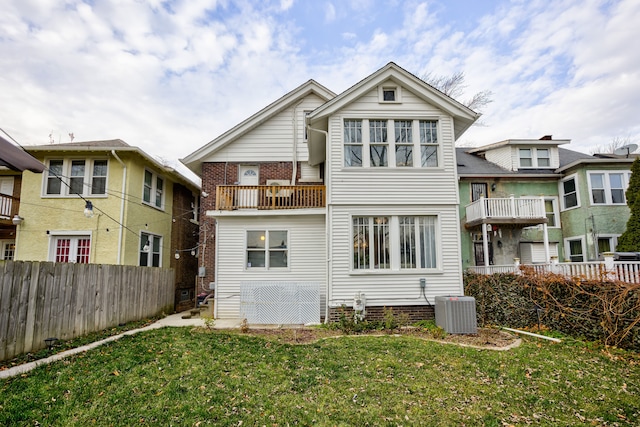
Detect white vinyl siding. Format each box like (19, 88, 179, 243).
(329, 205, 462, 308)
(208, 94, 327, 163)
(214, 215, 326, 319)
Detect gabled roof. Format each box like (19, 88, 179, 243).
(0, 136, 45, 172)
(308, 62, 480, 140)
(26, 139, 200, 190)
(181, 80, 336, 175)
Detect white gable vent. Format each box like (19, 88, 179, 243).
(435, 296, 477, 334)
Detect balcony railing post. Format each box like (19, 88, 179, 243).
(510, 194, 516, 218)
(479, 195, 486, 219)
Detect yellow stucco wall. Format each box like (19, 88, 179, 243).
(15, 150, 180, 268)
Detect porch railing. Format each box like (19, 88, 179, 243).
(215, 185, 325, 210)
(466, 196, 546, 224)
(467, 258, 640, 284)
(0, 194, 18, 221)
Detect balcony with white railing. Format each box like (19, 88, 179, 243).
(465, 195, 547, 228)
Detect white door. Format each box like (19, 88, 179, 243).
(238, 166, 259, 208)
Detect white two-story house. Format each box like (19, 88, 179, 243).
(182, 62, 479, 323)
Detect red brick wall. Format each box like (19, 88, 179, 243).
(170, 182, 199, 312)
(327, 305, 435, 323)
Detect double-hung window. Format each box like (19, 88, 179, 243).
(143, 169, 164, 209)
(246, 230, 288, 269)
(353, 215, 438, 271)
(394, 120, 413, 167)
(565, 237, 584, 262)
(343, 119, 439, 168)
(561, 175, 579, 210)
(343, 120, 363, 167)
(588, 171, 629, 205)
(519, 148, 550, 168)
(369, 120, 388, 167)
(419, 120, 438, 167)
(140, 232, 162, 267)
(44, 159, 108, 197)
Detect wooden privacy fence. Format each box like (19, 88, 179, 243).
(0, 261, 174, 361)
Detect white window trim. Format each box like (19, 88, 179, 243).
(586, 170, 630, 206)
(343, 118, 441, 169)
(595, 234, 620, 258)
(47, 231, 93, 263)
(42, 158, 109, 198)
(563, 235, 585, 263)
(560, 173, 580, 211)
(378, 85, 402, 103)
(244, 229, 290, 271)
(521, 196, 559, 228)
(350, 214, 441, 274)
(142, 169, 165, 210)
(139, 232, 162, 267)
(518, 148, 551, 168)
(1, 239, 15, 261)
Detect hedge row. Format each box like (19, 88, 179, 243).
(464, 270, 640, 351)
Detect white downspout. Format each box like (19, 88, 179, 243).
(291, 100, 304, 185)
(308, 124, 331, 322)
(111, 150, 126, 265)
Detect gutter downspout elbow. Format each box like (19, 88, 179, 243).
(111, 150, 127, 265)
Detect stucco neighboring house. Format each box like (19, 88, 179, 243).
(16, 139, 200, 311)
(0, 136, 45, 260)
(457, 136, 634, 269)
(182, 62, 480, 323)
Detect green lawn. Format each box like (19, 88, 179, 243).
(1, 328, 639, 426)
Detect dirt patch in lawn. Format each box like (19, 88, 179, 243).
(234, 327, 520, 350)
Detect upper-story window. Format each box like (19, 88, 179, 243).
(588, 171, 630, 205)
(343, 119, 439, 168)
(369, 120, 388, 167)
(344, 119, 363, 167)
(519, 148, 550, 168)
(44, 159, 108, 197)
(560, 175, 579, 210)
(378, 85, 401, 103)
(143, 169, 164, 209)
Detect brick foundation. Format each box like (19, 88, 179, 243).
(327, 305, 435, 323)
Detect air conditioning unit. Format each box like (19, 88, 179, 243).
(435, 296, 477, 334)
(266, 180, 291, 197)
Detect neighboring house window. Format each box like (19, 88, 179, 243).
(246, 230, 288, 269)
(545, 198, 559, 227)
(565, 237, 584, 262)
(44, 159, 108, 196)
(51, 235, 91, 263)
(343, 119, 439, 168)
(303, 110, 311, 141)
(597, 235, 619, 257)
(140, 232, 162, 267)
(519, 148, 550, 168)
(2, 241, 15, 260)
(343, 119, 363, 167)
(561, 175, 579, 210)
(369, 120, 388, 167)
(143, 169, 164, 209)
(192, 195, 199, 223)
(588, 171, 629, 205)
(353, 215, 438, 270)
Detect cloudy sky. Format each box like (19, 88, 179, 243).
(2, 0, 639, 179)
